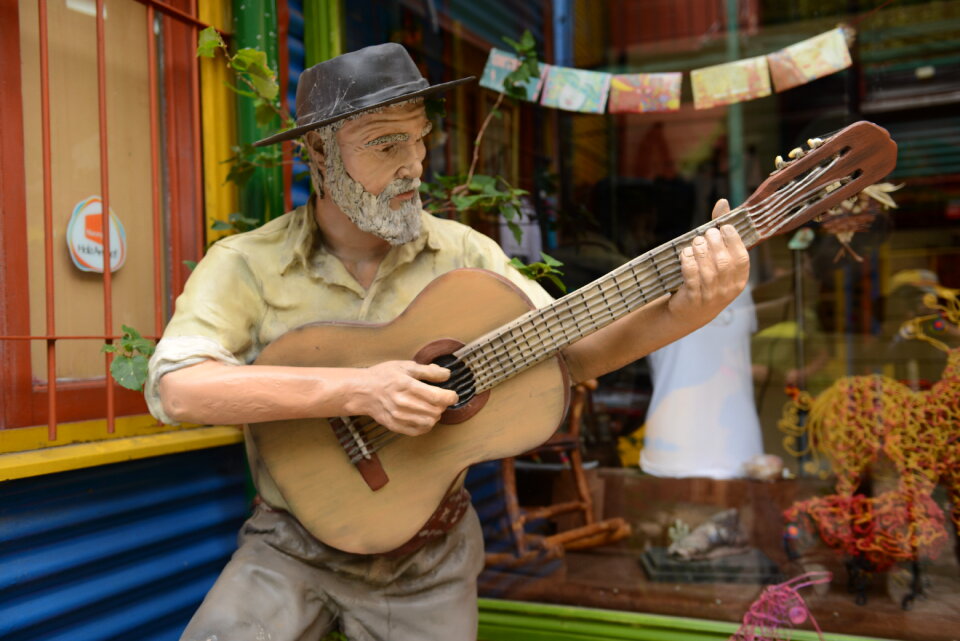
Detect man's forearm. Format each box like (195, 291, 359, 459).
(158, 358, 459, 435)
(562, 294, 709, 383)
(158, 360, 366, 425)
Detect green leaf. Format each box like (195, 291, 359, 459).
(229, 212, 261, 228)
(197, 27, 225, 58)
(541, 252, 563, 267)
(232, 48, 279, 101)
(121, 324, 143, 340)
(254, 99, 278, 127)
(545, 273, 567, 293)
(507, 220, 523, 245)
(101, 344, 117, 353)
(502, 36, 521, 51)
(469, 175, 497, 192)
(110, 354, 149, 391)
(451, 193, 485, 211)
(128, 337, 156, 357)
(223, 81, 258, 99)
(183, 260, 198, 271)
(520, 29, 535, 50)
(211, 220, 234, 231)
(232, 48, 268, 73)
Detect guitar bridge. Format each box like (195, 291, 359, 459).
(329, 416, 389, 491)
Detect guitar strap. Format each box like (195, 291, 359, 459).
(251, 474, 472, 558)
(383, 483, 472, 557)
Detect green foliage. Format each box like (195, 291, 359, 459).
(223, 143, 285, 188)
(101, 325, 156, 391)
(196, 27, 225, 58)
(420, 30, 562, 291)
(510, 253, 566, 293)
(500, 30, 539, 100)
(197, 27, 297, 154)
(211, 212, 262, 234)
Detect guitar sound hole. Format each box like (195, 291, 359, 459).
(428, 354, 476, 410)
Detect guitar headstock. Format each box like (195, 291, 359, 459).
(743, 121, 897, 241)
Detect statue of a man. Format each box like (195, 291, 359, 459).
(146, 43, 749, 641)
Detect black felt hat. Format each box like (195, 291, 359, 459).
(254, 43, 474, 147)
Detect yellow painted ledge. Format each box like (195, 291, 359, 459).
(0, 426, 244, 481)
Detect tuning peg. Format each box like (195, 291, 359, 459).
(774, 155, 787, 170)
(788, 147, 806, 159)
(807, 137, 824, 149)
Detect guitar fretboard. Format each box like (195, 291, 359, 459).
(454, 208, 760, 392)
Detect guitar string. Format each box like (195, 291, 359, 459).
(341, 155, 853, 460)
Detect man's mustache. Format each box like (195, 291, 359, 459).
(380, 178, 421, 200)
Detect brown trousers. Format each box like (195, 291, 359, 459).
(180, 503, 484, 641)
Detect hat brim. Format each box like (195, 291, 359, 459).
(253, 76, 476, 147)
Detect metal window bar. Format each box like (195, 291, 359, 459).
(1, 0, 228, 442)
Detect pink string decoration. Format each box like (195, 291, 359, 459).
(729, 572, 832, 641)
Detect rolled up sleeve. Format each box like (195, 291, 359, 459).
(146, 243, 265, 424)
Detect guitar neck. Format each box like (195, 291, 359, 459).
(454, 208, 760, 393)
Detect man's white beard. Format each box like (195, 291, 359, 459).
(312, 132, 422, 246)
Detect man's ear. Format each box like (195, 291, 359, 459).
(304, 131, 325, 164)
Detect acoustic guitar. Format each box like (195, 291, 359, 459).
(248, 121, 897, 554)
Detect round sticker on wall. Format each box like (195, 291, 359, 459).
(66, 196, 127, 273)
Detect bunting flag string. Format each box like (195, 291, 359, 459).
(479, 26, 854, 113)
(478, 47, 551, 101)
(539, 67, 612, 114)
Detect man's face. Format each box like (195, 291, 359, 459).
(309, 102, 432, 246)
(336, 102, 431, 206)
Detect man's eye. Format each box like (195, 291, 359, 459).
(379, 144, 396, 153)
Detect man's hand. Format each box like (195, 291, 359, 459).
(348, 361, 459, 436)
(668, 198, 750, 323)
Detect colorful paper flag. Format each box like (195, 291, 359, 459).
(539, 67, 612, 114)
(768, 28, 853, 93)
(691, 56, 771, 110)
(478, 48, 550, 102)
(608, 73, 682, 113)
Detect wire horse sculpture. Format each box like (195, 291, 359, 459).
(730, 571, 832, 641)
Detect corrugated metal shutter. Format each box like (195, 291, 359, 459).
(446, 0, 544, 50)
(0, 445, 248, 640)
(887, 115, 960, 179)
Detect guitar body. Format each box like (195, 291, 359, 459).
(247, 269, 570, 554)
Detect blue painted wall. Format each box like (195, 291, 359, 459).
(0, 446, 249, 640)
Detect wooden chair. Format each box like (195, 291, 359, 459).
(485, 380, 632, 567)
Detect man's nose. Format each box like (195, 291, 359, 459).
(396, 141, 425, 180)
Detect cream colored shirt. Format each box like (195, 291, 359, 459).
(146, 201, 553, 509)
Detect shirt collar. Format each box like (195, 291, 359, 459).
(279, 198, 443, 280)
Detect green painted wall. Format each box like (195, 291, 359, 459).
(304, 0, 343, 66)
(232, 0, 284, 224)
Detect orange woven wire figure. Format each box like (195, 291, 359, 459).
(782, 286, 960, 607)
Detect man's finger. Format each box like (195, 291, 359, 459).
(711, 198, 730, 220)
(721, 224, 750, 274)
(691, 235, 717, 291)
(678, 245, 700, 305)
(704, 227, 731, 273)
(406, 362, 452, 382)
